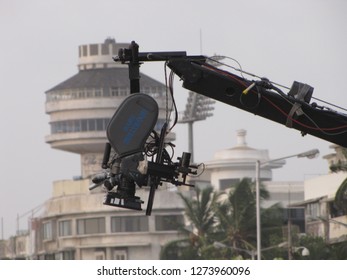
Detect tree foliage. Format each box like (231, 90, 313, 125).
(160, 178, 347, 260)
(330, 147, 347, 214)
(294, 235, 347, 260)
(160, 186, 219, 260)
(335, 177, 347, 214)
(160, 179, 285, 259)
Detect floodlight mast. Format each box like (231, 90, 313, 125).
(178, 91, 215, 163)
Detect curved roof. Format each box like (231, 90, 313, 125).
(46, 68, 165, 92)
(206, 129, 285, 170)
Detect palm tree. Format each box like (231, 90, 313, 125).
(160, 178, 285, 259)
(335, 177, 347, 215)
(329, 146, 347, 214)
(160, 186, 219, 259)
(329, 147, 347, 172)
(214, 178, 284, 259)
(214, 179, 261, 252)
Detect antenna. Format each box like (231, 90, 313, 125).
(200, 29, 203, 54)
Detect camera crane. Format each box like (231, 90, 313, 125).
(90, 41, 347, 215)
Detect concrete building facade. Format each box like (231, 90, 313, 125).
(31, 180, 186, 260)
(295, 144, 347, 244)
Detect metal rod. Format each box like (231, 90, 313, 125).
(256, 160, 261, 260)
(188, 122, 194, 164)
(1, 217, 3, 240)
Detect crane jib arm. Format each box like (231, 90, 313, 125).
(167, 58, 347, 148)
(92, 41, 347, 214)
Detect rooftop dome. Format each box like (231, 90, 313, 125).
(211, 129, 275, 163)
(205, 129, 285, 190)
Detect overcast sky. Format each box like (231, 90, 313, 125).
(1, 0, 346, 238)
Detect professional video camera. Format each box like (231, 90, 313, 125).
(90, 92, 197, 215)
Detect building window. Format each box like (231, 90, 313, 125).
(155, 215, 183, 231)
(50, 118, 110, 134)
(119, 87, 128, 96)
(143, 86, 150, 94)
(111, 216, 149, 233)
(95, 250, 106, 260)
(113, 249, 127, 260)
(143, 87, 165, 97)
(82, 45, 88, 56)
(46, 88, 106, 102)
(77, 217, 105, 235)
(90, 44, 98, 56)
(62, 250, 75, 260)
(96, 119, 104, 130)
(86, 89, 94, 98)
(111, 87, 119, 96)
(307, 202, 320, 220)
(95, 88, 102, 97)
(44, 253, 55, 260)
(81, 119, 88, 131)
(88, 119, 96, 131)
(43, 222, 53, 240)
(54, 250, 75, 260)
(101, 43, 109, 55)
(58, 220, 72, 237)
(110, 87, 129, 97)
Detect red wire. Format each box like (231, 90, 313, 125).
(203, 63, 347, 132)
(202, 64, 248, 88)
(262, 95, 347, 132)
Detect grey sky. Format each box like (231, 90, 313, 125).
(0, 0, 346, 238)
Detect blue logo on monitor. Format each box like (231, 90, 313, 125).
(123, 108, 148, 145)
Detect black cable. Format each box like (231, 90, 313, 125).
(188, 162, 205, 177)
(163, 63, 178, 132)
(168, 70, 179, 132)
(239, 83, 262, 109)
(209, 55, 347, 115)
(262, 94, 347, 136)
(311, 96, 347, 113)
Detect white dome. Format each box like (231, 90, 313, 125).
(205, 129, 285, 190)
(211, 129, 274, 163)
